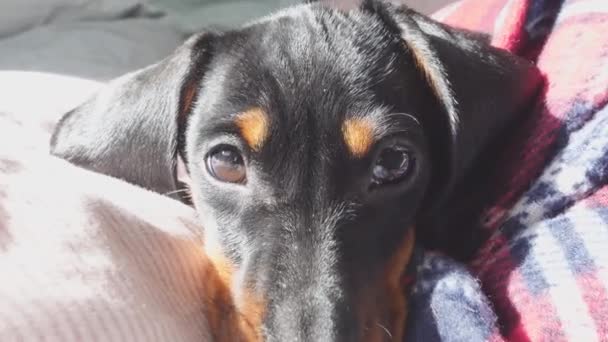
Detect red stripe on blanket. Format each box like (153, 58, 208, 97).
(537, 15, 608, 109)
(584, 186, 608, 207)
(475, 240, 569, 341)
(577, 272, 608, 339)
(491, 0, 531, 53)
(503, 272, 566, 342)
(440, 0, 507, 34)
(474, 246, 532, 339)
(473, 234, 510, 275)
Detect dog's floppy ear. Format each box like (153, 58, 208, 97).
(50, 33, 216, 198)
(372, 3, 542, 237)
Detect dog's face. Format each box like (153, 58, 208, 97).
(50, 1, 541, 341)
(186, 9, 433, 339)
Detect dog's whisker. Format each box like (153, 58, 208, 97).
(377, 322, 393, 339)
(385, 112, 412, 118)
(163, 188, 191, 196)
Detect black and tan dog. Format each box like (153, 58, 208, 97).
(50, 0, 541, 340)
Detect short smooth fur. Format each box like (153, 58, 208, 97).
(50, 1, 542, 341)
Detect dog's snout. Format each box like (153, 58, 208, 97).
(265, 264, 359, 342)
(260, 206, 359, 342)
(257, 208, 415, 342)
(267, 287, 351, 342)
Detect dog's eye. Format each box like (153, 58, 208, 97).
(206, 145, 246, 184)
(372, 146, 412, 185)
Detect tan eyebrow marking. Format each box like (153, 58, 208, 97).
(235, 108, 269, 152)
(342, 117, 376, 158)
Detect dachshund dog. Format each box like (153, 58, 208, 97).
(50, 0, 541, 340)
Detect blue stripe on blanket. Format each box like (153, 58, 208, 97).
(549, 215, 595, 274)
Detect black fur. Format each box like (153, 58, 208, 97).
(50, 1, 542, 340)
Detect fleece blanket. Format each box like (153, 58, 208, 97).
(407, 0, 608, 341)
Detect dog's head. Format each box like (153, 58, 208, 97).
(50, 1, 541, 340)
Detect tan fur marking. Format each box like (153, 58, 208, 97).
(383, 227, 416, 341)
(361, 227, 416, 342)
(203, 251, 265, 342)
(180, 81, 198, 116)
(235, 108, 269, 152)
(342, 117, 376, 158)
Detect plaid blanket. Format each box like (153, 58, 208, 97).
(407, 0, 608, 341)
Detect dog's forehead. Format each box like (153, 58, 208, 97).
(198, 5, 409, 155)
(245, 4, 398, 89)
(214, 5, 396, 96)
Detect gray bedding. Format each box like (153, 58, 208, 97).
(0, 0, 297, 81)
